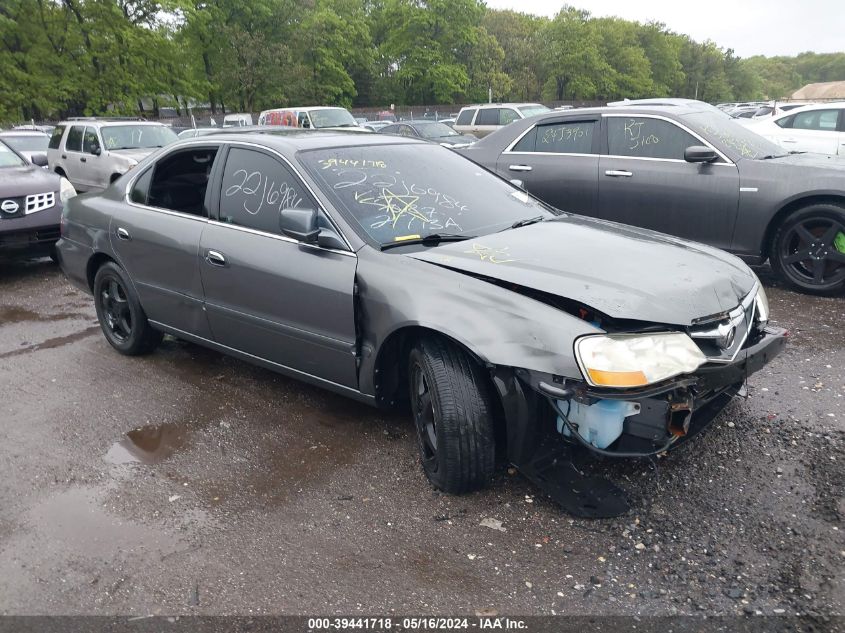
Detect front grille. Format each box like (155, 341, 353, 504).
(688, 289, 757, 364)
(26, 192, 56, 214)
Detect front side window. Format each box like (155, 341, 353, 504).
(301, 144, 558, 247)
(146, 147, 218, 216)
(220, 147, 311, 234)
(101, 125, 177, 150)
(455, 109, 476, 126)
(791, 109, 840, 131)
(499, 109, 520, 125)
(513, 121, 595, 154)
(48, 126, 65, 150)
(66, 126, 85, 152)
(476, 108, 500, 126)
(82, 127, 101, 154)
(607, 117, 699, 160)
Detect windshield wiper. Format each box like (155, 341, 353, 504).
(507, 215, 545, 230)
(380, 233, 475, 251)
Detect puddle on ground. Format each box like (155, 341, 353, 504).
(105, 423, 190, 465)
(0, 325, 100, 359)
(0, 304, 88, 324)
(24, 487, 182, 560)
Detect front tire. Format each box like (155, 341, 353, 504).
(93, 262, 162, 355)
(770, 204, 845, 295)
(408, 336, 496, 494)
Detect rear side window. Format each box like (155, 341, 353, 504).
(146, 147, 218, 216)
(513, 121, 595, 154)
(476, 108, 499, 126)
(607, 117, 699, 160)
(49, 126, 65, 150)
(66, 126, 85, 152)
(130, 168, 153, 205)
(775, 115, 794, 129)
(219, 147, 311, 235)
(456, 109, 476, 126)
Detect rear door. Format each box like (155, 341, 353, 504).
(62, 125, 87, 190)
(472, 108, 500, 138)
(597, 114, 740, 251)
(453, 108, 477, 136)
(199, 144, 359, 388)
(111, 144, 220, 339)
(82, 126, 109, 191)
(776, 108, 842, 154)
(496, 116, 600, 214)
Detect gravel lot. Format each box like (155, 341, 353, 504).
(0, 258, 842, 618)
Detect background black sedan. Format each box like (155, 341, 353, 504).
(378, 120, 476, 147)
(457, 103, 845, 295)
(0, 139, 75, 259)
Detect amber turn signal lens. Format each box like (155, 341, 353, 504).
(586, 369, 649, 388)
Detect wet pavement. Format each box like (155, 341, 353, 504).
(0, 258, 842, 617)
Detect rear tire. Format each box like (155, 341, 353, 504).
(93, 262, 162, 355)
(770, 203, 845, 295)
(408, 336, 496, 494)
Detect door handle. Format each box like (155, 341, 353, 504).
(205, 250, 227, 267)
(605, 169, 633, 177)
(508, 164, 533, 172)
(80, 157, 87, 162)
(61, 154, 67, 159)
(116, 227, 131, 241)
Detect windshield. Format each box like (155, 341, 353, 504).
(518, 105, 551, 118)
(301, 144, 558, 247)
(101, 125, 178, 150)
(2, 135, 48, 152)
(681, 111, 786, 159)
(416, 122, 459, 138)
(309, 108, 357, 129)
(0, 141, 26, 167)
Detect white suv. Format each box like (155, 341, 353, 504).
(749, 102, 845, 155)
(453, 103, 550, 138)
(47, 119, 178, 192)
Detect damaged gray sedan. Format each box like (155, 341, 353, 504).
(56, 131, 786, 516)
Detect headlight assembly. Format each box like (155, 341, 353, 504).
(59, 177, 77, 203)
(575, 332, 707, 388)
(754, 285, 769, 326)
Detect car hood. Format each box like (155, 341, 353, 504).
(0, 164, 61, 197)
(758, 152, 845, 170)
(109, 148, 156, 162)
(406, 215, 757, 326)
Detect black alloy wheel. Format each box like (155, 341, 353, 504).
(93, 262, 162, 355)
(772, 205, 845, 294)
(408, 336, 495, 494)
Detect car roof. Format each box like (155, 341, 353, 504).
(525, 104, 713, 118)
(776, 101, 845, 114)
(461, 103, 543, 110)
(177, 128, 423, 156)
(58, 119, 168, 127)
(0, 130, 48, 137)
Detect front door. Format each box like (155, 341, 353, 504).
(497, 117, 600, 215)
(597, 114, 740, 251)
(200, 145, 359, 389)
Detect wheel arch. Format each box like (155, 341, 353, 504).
(372, 324, 508, 459)
(86, 252, 118, 292)
(54, 167, 66, 177)
(762, 194, 845, 261)
(109, 173, 122, 184)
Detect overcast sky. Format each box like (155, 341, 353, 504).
(484, 0, 845, 58)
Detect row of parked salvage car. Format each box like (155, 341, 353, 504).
(2, 100, 843, 515)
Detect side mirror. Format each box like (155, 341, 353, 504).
(30, 152, 48, 167)
(684, 145, 717, 163)
(280, 208, 320, 243)
(317, 228, 346, 250)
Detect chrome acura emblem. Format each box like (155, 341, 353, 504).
(1, 199, 19, 213)
(717, 322, 737, 350)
